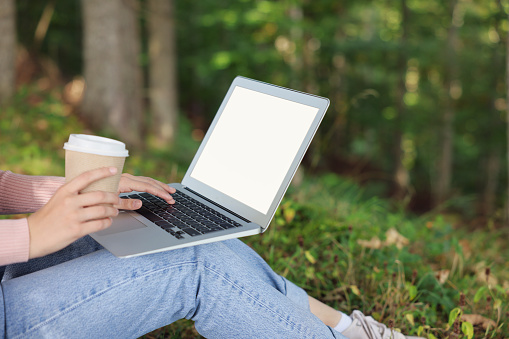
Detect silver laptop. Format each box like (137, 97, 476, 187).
(91, 76, 329, 258)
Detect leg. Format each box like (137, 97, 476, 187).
(217, 241, 423, 339)
(221, 240, 343, 329)
(309, 296, 342, 328)
(220, 239, 311, 311)
(3, 240, 347, 339)
(1, 236, 102, 281)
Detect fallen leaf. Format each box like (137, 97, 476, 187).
(283, 207, 296, 223)
(461, 314, 497, 330)
(405, 313, 415, 326)
(462, 321, 474, 339)
(357, 237, 382, 249)
(434, 269, 450, 284)
(304, 250, 316, 264)
(384, 228, 409, 249)
(357, 228, 410, 250)
(350, 285, 361, 296)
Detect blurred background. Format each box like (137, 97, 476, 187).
(2, 0, 508, 220)
(1, 0, 508, 337)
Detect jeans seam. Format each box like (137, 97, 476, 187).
(13, 261, 199, 339)
(202, 263, 306, 336)
(1, 284, 6, 339)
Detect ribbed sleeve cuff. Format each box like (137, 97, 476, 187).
(0, 171, 65, 214)
(0, 218, 30, 266)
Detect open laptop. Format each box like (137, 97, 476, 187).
(91, 76, 329, 258)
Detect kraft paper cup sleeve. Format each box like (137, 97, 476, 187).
(65, 150, 126, 193)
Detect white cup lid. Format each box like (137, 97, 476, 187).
(63, 134, 129, 157)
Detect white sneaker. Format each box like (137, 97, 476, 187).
(341, 311, 424, 339)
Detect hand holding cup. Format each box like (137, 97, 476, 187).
(27, 135, 129, 259)
(27, 167, 121, 259)
(27, 134, 176, 259)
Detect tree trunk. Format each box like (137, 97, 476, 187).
(0, 0, 16, 105)
(320, 4, 348, 171)
(482, 1, 503, 218)
(392, 0, 410, 201)
(148, 0, 178, 146)
(81, 0, 143, 149)
(506, 7, 509, 223)
(434, 0, 461, 207)
(482, 151, 500, 217)
(288, 4, 303, 90)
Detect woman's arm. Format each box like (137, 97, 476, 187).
(0, 218, 30, 266)
(0, 170, 65, 215)
(0, 170, 65, 266)
(0, 169, 175, 266)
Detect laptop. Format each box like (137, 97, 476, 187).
(91, 76, 329, 258)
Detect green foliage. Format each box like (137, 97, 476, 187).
(171, 0, 508, 216)
(13, 0, 509, 215)
(0, 85, 83, 175)
(0, 86, 200, 182)
(1, 88, 508, 338)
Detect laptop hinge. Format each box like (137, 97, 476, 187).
(183, 187, 251, 223)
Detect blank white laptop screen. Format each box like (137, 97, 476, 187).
(190, 86, 319, 214)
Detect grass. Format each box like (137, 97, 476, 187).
(1, 87, 508, 338)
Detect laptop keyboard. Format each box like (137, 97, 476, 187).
(121, 190, 243, 240)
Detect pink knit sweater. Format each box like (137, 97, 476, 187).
(0, 171, 65, 266)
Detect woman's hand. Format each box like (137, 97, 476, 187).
(27, 167, 121, 260)
(115, 173, 175, 210)
(27, 169, 176, 259)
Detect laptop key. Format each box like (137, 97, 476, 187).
(198, 220, 216, 228)
(137, 208, 162, 222)
(200, 228, 221, 234)
(172, 221, 187, 229)
(218, 222, 235, 229)
(162, 214, 176, 221)
(154, 220, 173, 229)
(193, 224, 210, 232)
(182, 228, 201, 236)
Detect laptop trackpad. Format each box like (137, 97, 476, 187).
(94, 211, 147, 236)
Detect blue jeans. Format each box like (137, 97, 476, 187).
(0, 237, 345, 338)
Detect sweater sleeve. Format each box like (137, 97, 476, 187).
(0, 218, 30, 266)
(0, 170, 65, 266)
(0, 170, 65, 214)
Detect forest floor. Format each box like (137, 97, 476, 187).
(1, 86, 508, 338)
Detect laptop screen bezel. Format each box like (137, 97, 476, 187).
(181, 76, 329, 231)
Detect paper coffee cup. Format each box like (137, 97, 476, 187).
(63, 134, 129, 193)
